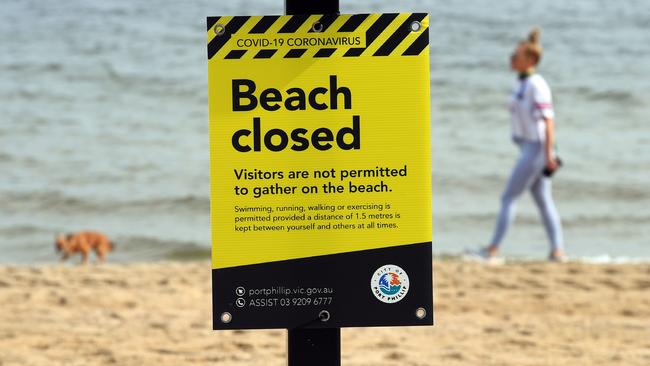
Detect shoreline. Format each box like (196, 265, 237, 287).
(1, 260, 649, 365)
(3, 253, 650, 267)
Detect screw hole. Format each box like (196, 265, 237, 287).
(220, 312, 232, 323)
(318, 310, 330, 322)
(415, 307, 427, 319)
(410, 21, 421, 32)
(312, 21, 324, 33)
(214, 24, 226, 36)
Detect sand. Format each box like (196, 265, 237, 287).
(0, 260, 649, 366)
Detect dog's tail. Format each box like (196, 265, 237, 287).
(109, 241, 116, 251)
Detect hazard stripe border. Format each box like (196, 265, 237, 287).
(207, 13, 429, 60)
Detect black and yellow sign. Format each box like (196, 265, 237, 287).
(208, 13, 432, 330)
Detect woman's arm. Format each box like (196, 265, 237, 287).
(544, 116, 557, 170)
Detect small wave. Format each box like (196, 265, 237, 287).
(0, 191, 94, 213)
(562, 214, 650, 228)
(113, 235, 209, 261)
(433, 252, 650, 264)
(0, 224, 55, 237)
(0, 154, 41, 167)
(588, 91, 638, 103)
(98, 61, 192, 90)
(117, 235, 202, 248)
(573, 87, 641, 105)
(576, 255, 650, 264)
(1, 62, 64, 73)
(557, 182, 649, 202)
(0, 191, 209, 215)
(164, 246, 211, 261)
(125, 195, 210, 212)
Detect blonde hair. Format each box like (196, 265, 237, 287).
(521, 27, 543, 64)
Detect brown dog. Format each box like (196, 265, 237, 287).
(55, 231, 114, 264)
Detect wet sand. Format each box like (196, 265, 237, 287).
(0, 260, 649, 365)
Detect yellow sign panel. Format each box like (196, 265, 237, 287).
(208, 13, 431, 270)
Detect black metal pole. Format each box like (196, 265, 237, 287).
(284, 1, 341, 362)
(288, 327, 341, 366)
(285, 0, 339, 15)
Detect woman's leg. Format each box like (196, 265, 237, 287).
(530, 176, 564, 253)
(489, 143, 543, 248)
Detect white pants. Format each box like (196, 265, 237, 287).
(490, 139, 564, 251)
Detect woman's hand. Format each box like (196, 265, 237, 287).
(546, 155, 558, 171)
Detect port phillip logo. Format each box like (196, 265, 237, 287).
(370, 265, 409, 304)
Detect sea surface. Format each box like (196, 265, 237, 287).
(1, 0, 649, 264)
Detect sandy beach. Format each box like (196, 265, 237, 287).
(0, 260, 648, 365)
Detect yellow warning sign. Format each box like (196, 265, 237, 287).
(208, 13, 431, 270)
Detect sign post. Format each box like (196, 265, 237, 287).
(207, 1, 432, 364)
(282, 0, 340, 359)
(282, 5, 342, 366)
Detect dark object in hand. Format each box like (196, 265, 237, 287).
(543, 157, 563, 177)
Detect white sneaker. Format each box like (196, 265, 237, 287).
(463, 247, 505, 265)
(548, 253, 568, 263)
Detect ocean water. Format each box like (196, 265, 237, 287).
(1, 0, 649, 264)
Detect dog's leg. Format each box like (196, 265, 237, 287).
(95, 249, 106, 264)
(80, 251, 88, 265)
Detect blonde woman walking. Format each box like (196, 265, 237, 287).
(480, 28, 565, 262)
